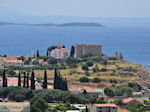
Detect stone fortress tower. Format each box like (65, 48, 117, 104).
(74, 44, 102, 58)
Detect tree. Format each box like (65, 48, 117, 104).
(2, 68, 7, 87)
(80, 77, 89, 82)
(30, 96, 48, 112)
(31, 70, 35, 90)
(15, 94, 25, 102)
(82, 64, 89, 71)
(43, 70, 47, 89)
(26, 73, 29, 88)
(104, 88, 115, 97)
(36, 50, 40, 57)
(23, 72, 26, 87)
(46, 49, 49, 56)
(54, 69, 68, 91)
(18, 70, 21, 87)
(85, 106, 88, 112)
(70, 45, 75, 57)
(128, 82, 142, 92)
(54, 68, 58, 89)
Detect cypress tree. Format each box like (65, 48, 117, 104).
(18, 70, 21, 87)
(85, 106, 88, 112)
(53, 69, 68, 91)
(5, 77, 7, 87)
(43, 69, 47, 89)
(36, 50, 40, 57)
(46, 49, 49, 56)
(70, 45, 75, 57)
(54, 68, 58, 89)
(23, 72, 26, 87)
(26, 73, 29, 88)
(2, 68, 6, 87)
(31, 70, 35, 90)
(64, 78, 68, 91)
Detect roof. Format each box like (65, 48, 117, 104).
(93, 104, 118, 107)
(69, 86, 97, 93)
(3, 59, 22, 63)
(51, 48, 68, 53)
(69, 89, 79, 92)
(122, 97, 141, 103)
(80, 86, 97, 93)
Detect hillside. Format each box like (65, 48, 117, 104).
(33, 59, 150, 89)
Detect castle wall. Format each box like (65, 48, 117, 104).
(74, 44, 102, 58)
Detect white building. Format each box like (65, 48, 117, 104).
(50, 48, 69, 59)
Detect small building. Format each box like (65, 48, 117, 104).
(3, 59, 23, 67)
(50, 48, 69, 59)
(122, 97, 142, 105)
(69, 86, 100, 96)
(91, 104, 118, 112)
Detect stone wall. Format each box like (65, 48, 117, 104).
(74, 44, 102, 58)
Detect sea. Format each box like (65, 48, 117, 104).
(0, 23, 150, 68)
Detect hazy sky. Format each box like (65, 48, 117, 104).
(0, 0, 150, 17)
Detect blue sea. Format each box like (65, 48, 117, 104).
(0, 23, 150, 68)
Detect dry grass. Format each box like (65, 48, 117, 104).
(32, 60, 148, 88)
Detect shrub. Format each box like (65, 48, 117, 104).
(101, 68, 107, 72)
(86, 61, 93, 67)
(66, 57, 80, 65)
(0, 87, 33, 101)
(92, 65, 100, 73)
(80, 77, 89, 82)
(128, 82, 142, 92)
(100, 60, 108, 65)
(47, 57, 57, 64)
(15, 94, 25, 102)
(96, 97, 106, 103)
(104, 88, 115, 97)
(110, 79, 118, 84)
(93, 78, 100, 83)
(114, 87, 132, 97)
(30, 96, 48, 112)
(82, 64, 89, 71)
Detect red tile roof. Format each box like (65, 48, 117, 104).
(3, 59, 23, 63)
(122, 97, 141, 103)
(69, 86, 97, 93)
(93, 104, 118, 107)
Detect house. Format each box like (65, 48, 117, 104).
(69, 86, 100, 96)
(122, 97, 142, 105)
(2, 59, 23, 67)
(50, 48, 69, 59)
(91, 104, 118, 112)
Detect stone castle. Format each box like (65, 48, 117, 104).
(73, 44, 102, 58)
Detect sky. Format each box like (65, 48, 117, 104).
(0, 0, 150, 17)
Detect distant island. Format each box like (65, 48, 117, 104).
(0, 22, 105, 27)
